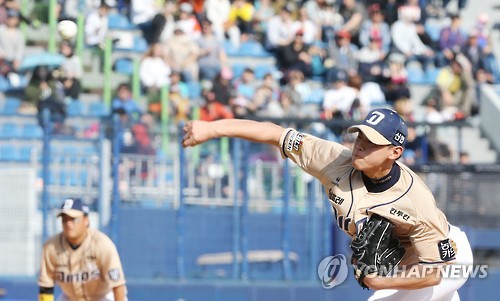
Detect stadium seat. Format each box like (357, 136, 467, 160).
(108, 13, 135, 30)
(114, 57, 134, 75)
(88, 102, 110, 117)
(187, 81, 202, 99)
(0, 145, 19, 161)
(231, 63, 248, 79)
(0, 75, 9, 92)
(238, 41, 272, 58)
(254, 64, 277, 79)
(406, 66, 425, 84)
(19, 145, 36, 162)
(21, 123, 43, 139)
(133, 36, 148, 53)
(222, 40, 240, 57)
(424, 68, 441, 84)
(0, 122, 21, 138)
(67, 100, 85, 116)
(2, 97, 21, 115)
(303, 88, 325, 104)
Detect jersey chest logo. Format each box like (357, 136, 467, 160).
(57, 269, 100, 283)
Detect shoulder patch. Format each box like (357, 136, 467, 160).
(285, 131, 304, 154)
(438, 239, 456, 261)
(108, 269, 121, 281)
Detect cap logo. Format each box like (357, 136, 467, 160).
(394, 131, 406, 145)
(365, 111, 385, 125)
(62, 199, 74, 210)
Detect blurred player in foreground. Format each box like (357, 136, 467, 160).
(182, 108, 473, 300)
(38, 198, 127, 301)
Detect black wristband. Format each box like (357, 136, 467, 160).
(39, 287, 54, 294)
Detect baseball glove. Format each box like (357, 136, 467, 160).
(350, 213, 406, 289)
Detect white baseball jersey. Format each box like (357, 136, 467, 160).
(38, 229, 126, 301)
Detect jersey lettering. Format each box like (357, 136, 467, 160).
(56, 269, 100, 283)
(331, 206, 352, 232)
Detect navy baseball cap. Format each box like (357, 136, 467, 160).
(57, 198, 89, 218)
(347, 108, 407, 146)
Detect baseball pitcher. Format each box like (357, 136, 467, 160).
(182, 108, 474, 301)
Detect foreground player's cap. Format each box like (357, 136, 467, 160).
(347, 108, 407, 146)
(57, 198, 89, 218)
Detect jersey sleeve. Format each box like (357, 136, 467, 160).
(278, 128, 351, 180)
(38, 242, 56, 288)
(410, 220, 455, 264)
(99, 235, 126, 288)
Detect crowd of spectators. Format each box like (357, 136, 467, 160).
(1, 0, 500, 164)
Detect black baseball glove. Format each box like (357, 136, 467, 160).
(350, 213, 406, 289)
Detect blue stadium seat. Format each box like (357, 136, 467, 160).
(0, 122, 21, 138)
(21, 123, 43, 139)
(303, 88, 325, 104)
(424, 68, 441, 84)
(134, 36, 148, 53)
(254, 64, 277, 79)
(67, 100, 85, 116)
(0, 145, 19, 161)
(407, 66, 425, 84)
(187, 81, 202, 99)
(231, 63, 248, 79)
(0, 75, 9, 92)
(425, 22, 443, 42)
(2, 97, 21, 115)
(222, 40, 240, 57)
(238, 41, 272, 58)
(108, 13, 135, 30)
(88, 102, 110, 117)
(19, 145, 36, 162)
(114, 57, 134, 75)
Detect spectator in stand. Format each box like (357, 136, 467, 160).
(176, 2, 202, 41)
(163, 26, 200, 83)
(197, 19, 227, 81)
(391, 7, 434, 71)
(436, 14, 466, 67)
(356, 36, 386, 80)
(324, 30, 358, 81)
(291, 5, 317, 46)
(139, 43, 171, 91)
(211, 66, 236, 114)
(359, 4, 391, 54)
(0, 8, 24, 86)
(204, 0, 231, 42)
(303, 0, 344, 43)
(398, 0, 434, 49)
(378, 0, 403, 26)
(248, 72, 280, 116)
(155, 0, 177, 43)
(0, 0, 23, 25)
(384, 53, 411, 103)
(58, 40, 83, 100)
(253, 0, 275, 38)
(462, 30, 497, 84)
(224, 0, 255, 47)
(281, 69, 311, 106)
(278, 30, 312, 78)
(322, 69, 358, 122)
(200, 87, 234, 121)
(130, 0, 159, 44)
(139, 42, 171, 109)
(474, 13, 491, 49)
(338, 0, 366, 46)
(112, 83, 142, 121)
(435, 54, 475, 118)
(84, 2, 110, 49)
(265, 4, 295, 52)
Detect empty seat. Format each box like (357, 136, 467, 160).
(187, 82, 202, 99)
(3, 97, 21, 115)
(134, 36, 148, 53)
(108, 13, 135, 30)
(67, 100, 85, 116)
(88, 102, 110, 117)
(0, 122, 21, 138)
(114, 58, 134, 75)
(238, 41, 272, 58)
(254, 64, 277, 79)
(21, 123, 43, 139)
(0, 145, 19, 161)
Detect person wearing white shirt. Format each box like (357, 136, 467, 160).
(322, 69, 357, 121)
(139, 43, 171, 91)
(204, 0, 231, 42)
(84, 3, 110, 48)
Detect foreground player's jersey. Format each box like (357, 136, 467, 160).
(279, 129, 455, 265)
(38, 229, 126, 301)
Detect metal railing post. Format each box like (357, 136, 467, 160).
(240, 140, 249, 280)
(232, 138, 241, 279)
(177, 123, 186, 280)
(41, 109, 52, 242)
(282, 159, 291, 280)
(110, 114, 121, 243)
